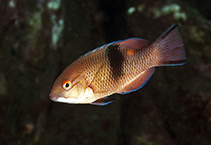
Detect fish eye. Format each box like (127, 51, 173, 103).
(62, 80, 71, 90)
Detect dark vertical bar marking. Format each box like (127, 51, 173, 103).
(106, 44, 124, 80)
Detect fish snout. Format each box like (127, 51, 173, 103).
(49, 92, 61, 101)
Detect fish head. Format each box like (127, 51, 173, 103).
(49, 70, 88, 104)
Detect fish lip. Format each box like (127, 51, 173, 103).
(49, 92, 61, 101)
(49, 93, 78, 103)
(55, 97, 78, 104)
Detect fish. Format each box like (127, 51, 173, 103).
(49, 25, 186, 106)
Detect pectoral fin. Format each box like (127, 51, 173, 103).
(118, 67, 155, 94)
(90, 97, 114, 106)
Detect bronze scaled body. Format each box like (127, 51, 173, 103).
(50, 25, 186, 105)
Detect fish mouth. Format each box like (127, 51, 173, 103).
(49, 93, 78, 104)
(49, 92, 60, 101)
(54, 97, 78, 104)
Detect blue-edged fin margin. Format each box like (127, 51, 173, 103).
(90, 97, 114, 105)
(118, 67, 155, 94)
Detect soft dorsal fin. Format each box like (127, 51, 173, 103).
(90, 97, 114, 106)
(118, 67, 155, 94)
(116, 38, 149, 49)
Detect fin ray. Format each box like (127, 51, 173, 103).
(118, 68, 155, 94)
(116, 38, 149, 49)
(90, 97, 114, 106)
(153, 25, 186, 66)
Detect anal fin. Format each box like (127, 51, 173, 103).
(118, 67, 155, 94)
(90, 97, 114, 106)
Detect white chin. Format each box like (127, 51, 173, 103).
(56, 97, 78, 104)
(54, 87, 95, 104)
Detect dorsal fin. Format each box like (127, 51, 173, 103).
(116, 38, 149, 49)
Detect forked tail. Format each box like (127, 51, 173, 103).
(152, 25, 186, 66)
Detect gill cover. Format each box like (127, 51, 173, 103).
(50, 75, 88, 104)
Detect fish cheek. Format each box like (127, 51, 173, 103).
(63, 81, 86, 99)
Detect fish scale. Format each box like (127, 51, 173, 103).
(49, 25, 186, 105)
(117, 47, 153, 92)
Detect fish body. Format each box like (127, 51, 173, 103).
(50, 25, 186, 105)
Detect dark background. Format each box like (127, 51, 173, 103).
(0, 0, 211, 144)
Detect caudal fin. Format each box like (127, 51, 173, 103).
(153, 25, 186, 66)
